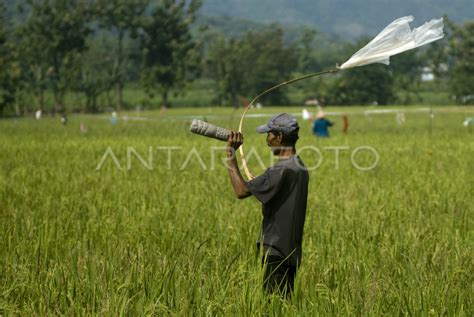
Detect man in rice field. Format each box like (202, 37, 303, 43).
(226, 113, 309, 297)
(312, 110, 335, 138)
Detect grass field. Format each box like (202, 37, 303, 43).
(0, 106, 473, 315)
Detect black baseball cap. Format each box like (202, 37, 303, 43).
(256, 113, 299, 135)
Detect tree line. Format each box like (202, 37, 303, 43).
(0, 0, 472, 116)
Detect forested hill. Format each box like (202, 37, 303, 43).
(200, 0, 474, 39)
(5, 1, 472, 39)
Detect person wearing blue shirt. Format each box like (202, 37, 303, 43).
(312, 111, 334, 137)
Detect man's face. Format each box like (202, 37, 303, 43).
(266, 131, 283, 155)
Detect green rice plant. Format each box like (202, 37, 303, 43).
(0, 106, 472, 315)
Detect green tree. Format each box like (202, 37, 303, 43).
(71, 36, 117, 113)
(206, 37, 241, 106)
(329, 64, 394, 105)
(207, 27, 298, 106)
(449, 21, 474, 104)
(326, 39, 394, 106)
(139, 0, 202, 107)
(242, 27, 298, 105)
(390, 50, 422, 104)
(0, 0, 22, 115)
(94, 0, 148, 110)
(18, 0, 91, 113)
(297, 28, 317, 72)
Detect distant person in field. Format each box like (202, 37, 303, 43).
(312, 110, 334, 137)
(60, 114, 67, 125)
(80, 122, 87, 133)
(226, 113, 309, 297)
(342, 115, 349, 134)
(160, 105, 167, 117)
(35, 109, 42, 120)
(111, 111, 118, 125)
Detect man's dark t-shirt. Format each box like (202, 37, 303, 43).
(246, 155, 309, 268)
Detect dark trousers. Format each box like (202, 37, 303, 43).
(262, 255, 296, 297)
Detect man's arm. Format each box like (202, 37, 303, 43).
(227, 131, 251, 199)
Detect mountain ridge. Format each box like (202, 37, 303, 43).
(200, 0, 474, 39)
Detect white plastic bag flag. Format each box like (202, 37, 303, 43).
(339, 16, 444, 69)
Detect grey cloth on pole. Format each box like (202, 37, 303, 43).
(189, 119, 229, 141)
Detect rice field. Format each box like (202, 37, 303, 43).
(0, 106, 472, 315)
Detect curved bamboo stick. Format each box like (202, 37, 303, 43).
(238, 68, 339, 180)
